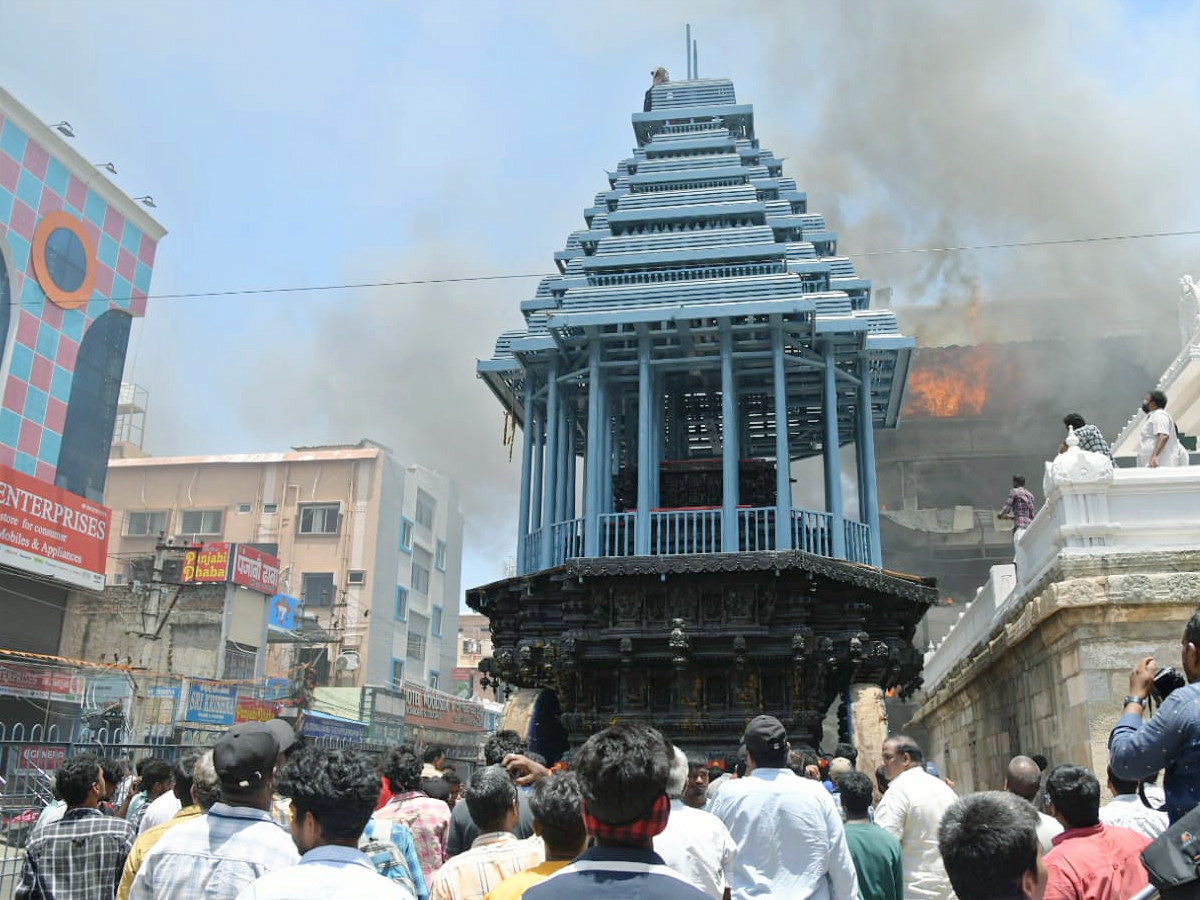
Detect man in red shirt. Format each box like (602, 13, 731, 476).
(1042, 765, 1150, 900)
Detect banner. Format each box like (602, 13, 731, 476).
(402, 683, 485, 732)
(0, 461, 111, 589)
(17, 746, 65, 773)
(184, 680, 238, 725)
(234, 696, 279, 723)
(268, 594, 300, 630)
(181, 543, 231, 583)
(300, 712, 367, 742)
(0, 663, 84, 704)
(230, 545, 281, 595)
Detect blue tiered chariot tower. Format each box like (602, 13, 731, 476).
(469, 78, 935, 758)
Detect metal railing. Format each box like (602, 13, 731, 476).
(599, 512, 635, 557)
(738, 507, 776, 552)
(550, 518, 584, 566)
(844, 520, 872, 564)
(792, 509, 833, 556)
(651, 508, 721, 555)
(522, 529, 541, 574)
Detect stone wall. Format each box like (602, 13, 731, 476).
(59, 583, 227, 678)
(911, 550, 1200, 792)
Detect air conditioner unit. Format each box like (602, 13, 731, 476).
(334, 650, 360, 672)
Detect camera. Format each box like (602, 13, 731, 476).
(1153, 666, 1187, 702)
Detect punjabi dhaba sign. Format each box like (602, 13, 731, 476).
(0, 462, 111, 590)
(182, 543, 280, 594)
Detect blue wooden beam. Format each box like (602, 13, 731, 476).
(516, 379, 535, 574)
(772, 322, 792, 550)
(635, 331, 652, 555)
(583, 341, 602, 557)
(857, 350, 882, 566)
(540, 362, 559, 570)
(823, 341, 845, 559)
(721, 324, 739, 552)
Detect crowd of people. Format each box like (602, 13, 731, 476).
(18, 609, 1200, 900)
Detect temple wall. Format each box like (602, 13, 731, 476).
(911, 550, 1200, 792)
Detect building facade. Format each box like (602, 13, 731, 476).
(0, 88, 166, 659)
(101, 441, 462, 690)
(454, 613, 493, 700)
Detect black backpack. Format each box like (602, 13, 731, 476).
(1141, 803, 1200, 899)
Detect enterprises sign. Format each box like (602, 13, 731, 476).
(0, 663, 85, 704)
(182, 543, 281, 595)
(0, 462, 111, 590)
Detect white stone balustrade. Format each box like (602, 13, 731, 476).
(921, 429, 1200, 695)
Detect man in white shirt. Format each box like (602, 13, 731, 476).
(873, 735, 957, 900)
(137, 757, 186, 834)
(1099, 766, 1168, 839)
(236, 746, 413, 900)
(709, 715, 858, 900)
(654, 746, 736, 899)
(130, 722, 300, 900)
(1139, 390, 1189, 467)
(1003, 755, 1062, 853)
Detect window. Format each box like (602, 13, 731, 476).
(301, 572, 335, 607)
(395, 586, 408, 620)
(126, 511, 167, 536)
(411, 546, 432, 594)
(463, 638, 482, 655)
(347, 570, 366, 585)
(429, 671, 440, 691)
(431, 605, 443, 637)
(44, 227, 88, 293)
(236, 502, 252, 514)
(407, 613, 429, 661)
(391, 659, 404, 690)
(180, 509, 222, 536)
(415, 490, 436, 529)
(435, 539, 447, 572)
(399, 518, 414, 554)
(298, 502, 340, 535)
(263, 503, 278, 515)
(223, 640, 256, 681)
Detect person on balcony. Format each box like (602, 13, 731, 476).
(997, 475, 1035, 546)
(644, 68, 668, 112)
(1058, 414, 1113, 462)
(1138, 390, 1189, 467)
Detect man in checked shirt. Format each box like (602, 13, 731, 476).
(17, 752, 135, 899)
(997, 475, 1036, 547)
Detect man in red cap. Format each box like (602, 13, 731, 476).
(129, 722, 300, 900)
(710, 715, 858, 900)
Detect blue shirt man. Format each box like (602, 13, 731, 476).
(1110, 612, 1200, 823)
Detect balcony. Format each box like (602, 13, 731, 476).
(520, 506, 873, 573)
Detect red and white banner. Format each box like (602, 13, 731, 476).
(229, 545, 281, 595)
(234, 696, 280, 723)
(0, 462, 111, 589)
(0, 664, 85, 704)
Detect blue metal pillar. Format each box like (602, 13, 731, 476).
(516, 379, 535, 573)
(650, 370, 661, 508)
(772, 323, 792, 550)
(566, 405, 577, 520)
(635, 332, 652, 555)
(555, 394, 570, 526)
(583, 341, 602, 556)
(857, 350, 882, 566)
(823, 341, 845, 558)
(721, 324, 739, 552)
(530, 409, 544, 533)
(540, 362, 559, 570)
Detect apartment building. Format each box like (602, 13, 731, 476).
(104, 440, 462, 689)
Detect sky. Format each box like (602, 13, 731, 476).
(2, 0, 1198, 599)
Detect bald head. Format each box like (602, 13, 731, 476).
(1005, 756, 1041, 801)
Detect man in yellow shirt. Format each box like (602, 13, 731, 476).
(117, 751, 220, 900)
(484, 773, 586, 900)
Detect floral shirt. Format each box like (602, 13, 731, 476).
(375, 791, 452, 882)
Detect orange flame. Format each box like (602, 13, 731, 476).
(904, 345, 1008, 419)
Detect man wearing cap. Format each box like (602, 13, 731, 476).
(874, 735, 958, 900)
(523, 724, 709, 900)
(708, 715, 858, 900)
(129, 722, 300, 900)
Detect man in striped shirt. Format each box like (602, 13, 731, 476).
(428, 767, 542, 900)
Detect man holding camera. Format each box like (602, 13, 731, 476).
(1109, 611, 1200, 823)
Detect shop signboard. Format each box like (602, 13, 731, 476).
(402, 683, 485, 732)
(181, 543, 231, 583)
(234, 696, 279, 723)
(230, 545, 281, 595)
(16, 746, 65, 773)
(300, 712, 367, 742)
(268, 594, 300, 630)
(0, 461, 111, 589)
(183, 680, 238, 725)
(0, 663, 84, 704)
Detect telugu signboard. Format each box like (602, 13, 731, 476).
(0, 663, 85, 704)
(402, 683, 485, 732)
(181, 543, 231, 583)
(183, 680, 238, 725)
(0, 461, 111, 589)
(229, 545, 281, 595)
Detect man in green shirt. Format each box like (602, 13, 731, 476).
(838, 772, 903, 900)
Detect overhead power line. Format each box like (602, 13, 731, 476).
(5, 227, 1199, 310)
